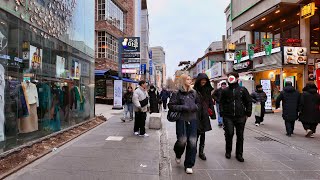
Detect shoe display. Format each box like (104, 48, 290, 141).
(185, 168, 193, 174)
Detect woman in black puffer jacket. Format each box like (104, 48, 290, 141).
(299, 83, 320, 138)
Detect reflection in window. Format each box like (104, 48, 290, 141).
(96, 31, 118, 62)
(97, 0, 124, 31)
(240, 36, 246, 43)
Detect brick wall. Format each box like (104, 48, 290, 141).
(95, 0, 135, 71)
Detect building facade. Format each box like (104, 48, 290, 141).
(0, 0, 95, 151)
(150, 46, 166, 88)
(140, 1, 150, 82)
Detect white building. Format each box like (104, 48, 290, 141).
(150, 46, 166, 88)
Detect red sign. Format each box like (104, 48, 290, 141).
(316, 69, 320, 94)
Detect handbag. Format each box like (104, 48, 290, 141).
(139, 97, 149, 107)
(208, 108, 213, 116)
(167, 110, 181, 122)
(254, 103, 262, 117)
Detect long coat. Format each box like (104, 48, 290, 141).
(299, 88, 320, 124)
(276, 86, 300, 121)
(148, 89, 160, 113)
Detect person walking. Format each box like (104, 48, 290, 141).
(299, 83, 320, 138)
(213, 81, 227, 127)
(133, 80, 150, 137)
(194, 73, 215, 161)
(122, 86, 134, 122)
(220, 72, 252, 162)
(160, 87, 170, 111)
(168, 74, 199, 174)
(148, 85, 160, 113)
(275, 82, 300, 137)
(251, 84, 267, 126)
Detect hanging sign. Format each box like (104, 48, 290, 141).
(301, 2, 316, 19)
(248, 44, 255, 60)
(260, 80, 272, 110)
(113, 80, 123, 108)
(235, 50, 242, 63)
(262, 38, 273, 56)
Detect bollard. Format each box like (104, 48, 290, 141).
(149, 113, 162, 130)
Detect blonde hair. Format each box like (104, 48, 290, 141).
(179, 74, 192, 92)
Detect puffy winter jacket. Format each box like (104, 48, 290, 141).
(168, 88, 199, 122)
(219, 83, 252, 118)
(276, 86, 300, 121)
(299, 87, 320, 124)
(251, 90, 267, 104)
(212, 88, 223, 103)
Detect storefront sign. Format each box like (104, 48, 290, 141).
(121, 37, 140, 53)
(113, 80, 123, 108)
(0, 64, 4, 141)
(122, 53, 140, 58)
(30, 45, 42, 70)
(260, 80, 272, 110)
(235, 50, 242, 63)
(283, 46, 307, 65)
(233, 61, 251, 71)
(140, 64, 146, 75)
(210, 62, 222, 79)
(122, 59, 140, 64)
(122, 68, 137, 74)
(262, 38, 273, 56)
(225, 52, 235, 61)
(0, 54, 10, 60)
(235, 47, 281, 63)
(227, 43, 236, 51)
(56, 56, 65, 78)
(149, 60, 153, 76)
(248, 44, 255, 60)
(122, 64, 140, 68)
(308, 65, 315, 81)
(301, 2, 316, 19)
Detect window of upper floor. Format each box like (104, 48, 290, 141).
(97, 0, 125, 31)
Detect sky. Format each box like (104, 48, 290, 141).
(148, 0, 230, 79)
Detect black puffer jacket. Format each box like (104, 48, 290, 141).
(194, 73, 214, 132)
(276, 86, 300, 121)
(220, 83, 252, 118)
(212, 88, 223, 103)
(168, 88, 199, 122)
(251, 90, 267, 105)
(299, 87, 320, 124)
(123, 92, 133, 104)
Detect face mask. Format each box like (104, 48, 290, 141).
(228, 75, 237, 84)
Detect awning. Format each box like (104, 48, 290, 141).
(95, 69, 110, 76)
(123, 78, 138, 84)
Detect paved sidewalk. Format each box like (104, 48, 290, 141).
(165, 112, 320, 180)
(6, 104, 161, 180)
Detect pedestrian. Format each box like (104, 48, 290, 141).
(148, 85, 160, 113)
(275, 81, 300, 137)
(213, 81, 227, 127)
(194, 73, 215, 161)
(220, 72, 252, 162)
(132, 80, 150, 137)
(168, 74, 199, 174)
(251, 84, 267, 126)
(160, 87, 170, 111)
(299, 83, 320, 138)
(122, 86, 134, 122)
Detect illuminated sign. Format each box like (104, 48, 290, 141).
(301, 2, 316, 19)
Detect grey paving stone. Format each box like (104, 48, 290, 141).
(116, 149, 159, 161)
(57, 147, 118, 159)
(280, 161, 320, 171)
(207, 170, 249, 180)
(279, 171, 320, 180)
(171, 169, 211, 180)
(242, 171, 288, 180)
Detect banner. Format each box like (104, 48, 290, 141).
(72, 59, 81, 80)
(260, 80, 272, 110)
(30, 45, 42, 70)
(283, 47, 307, 64)
(113, 80, 123, 108)
(262, 38, 273, 56)
(248, 44, 255, 60)
(235, 50, 242, 63)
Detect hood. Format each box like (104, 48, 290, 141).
(194, 73, 213, 92)
(283, 86, 295, 93)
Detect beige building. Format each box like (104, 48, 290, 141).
(150, 46, 166, 88)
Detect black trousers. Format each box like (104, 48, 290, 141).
(134, 112, 147, 135)
(162, 99, 168, 109)
(302, 123, 318, 133)
(197, 132, 205, 147)
(223, 116, 246, 155)
(255, 105, 265, 124)
(284, 120, 295, 135)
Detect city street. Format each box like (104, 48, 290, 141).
(5, 104, 320, 180)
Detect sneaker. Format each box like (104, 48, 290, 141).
(139, 133, 149, 137)
(310, 134, 315, 138)
(185, 168, 193, 174)
(134, 132, 139, 135)
(306, 129, 313, 137)
(175, 158, 181, 164)
(121, 117, 126, 122)
(260, 122, 264, 125)
(255, 123, 260, 127)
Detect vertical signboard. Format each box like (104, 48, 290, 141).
(261, 80, 272, 110)
(113, 80, 123, 108)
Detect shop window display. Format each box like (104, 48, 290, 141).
(0, 10, 94, 151)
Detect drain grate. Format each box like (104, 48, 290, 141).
(255, 136, 276, 142)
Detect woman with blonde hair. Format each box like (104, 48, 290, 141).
(168, 74, 199, 174)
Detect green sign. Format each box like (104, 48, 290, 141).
(248, 44, 255, 60)
(235, 50, 242, 63)
(262, 38, 273, 56)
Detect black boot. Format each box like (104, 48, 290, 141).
(236, 154, 244, 162)
(199, 145, 207, 160)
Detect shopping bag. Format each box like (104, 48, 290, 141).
(254, 103, 261, 117)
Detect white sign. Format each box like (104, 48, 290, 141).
(225, 52, 235, 61)
(260, 80, 272, 110)
(210, 62, 222, 78)
(0, 64, 4, 141)
(113, 80, 123, 108)
(122, 64, 140, 68)
(234, 47, 281, 64)
(122, 68, 137, 74)
(283, 46, 307, 64)
(233, 61, 251, 70)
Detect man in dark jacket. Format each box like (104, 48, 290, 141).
(276, 82, 300, 137)
(220, 72, 252, 162)
(160, 88, 170, 111)
(213, 81, 227, 127)
(251, 84, 267, 126)
(194, 73, 215, 161)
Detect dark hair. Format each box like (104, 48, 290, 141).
(139, 80, 146, 86)
(256, 84, 262, 89)
(305, 82, 317, 90)
(285, 81, 293, 87)
(227, 72, 239, 78)
(221, 82, 227, 85)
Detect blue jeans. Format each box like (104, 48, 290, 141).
(124, 103, 133, 119)
(174, 120, 197, 168)
(216, 103, 223, 125)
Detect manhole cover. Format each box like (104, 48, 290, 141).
(105, 136, 124, 141)
(255, 136, 276, 141)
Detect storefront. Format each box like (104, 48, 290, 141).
(0, 1, 95, 152)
